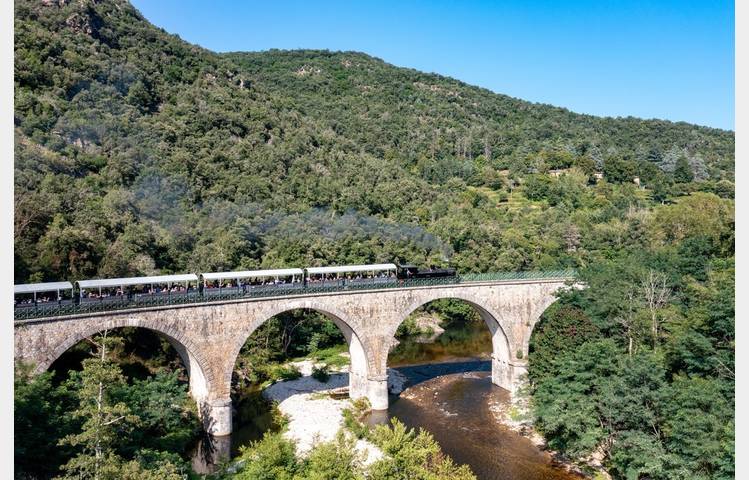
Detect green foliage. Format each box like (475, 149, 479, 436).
(395, 317, 423, 338)
(231, 430, 365, 480)
(603, 157, 637, 184)
(310, 344, 349, 368)
(232, 432, 299, 480)
(229, 413, 476, 479)
(13, 0, 734, 284)
(301, 432, 364, 480)
(673, 155, 695, 183)
(51, 331, 190, 480)
(529, 202, 734, 479)
(271, 364, 303, 382)
(234, 312, 343, 388)
(12, 2, 736, 478)
(115, 371, 202, 455)
(58, 333, 141, 477)
(343, 398, 373, 439)
(367, 418, 476, 480)
(311, 364, 331, 383)
(660, 376, 734, 479)
(15, 330, 200, 479)
(528, 305, 601, 384)
(14, 370, 80, 479)
(342, 408, 370, 440)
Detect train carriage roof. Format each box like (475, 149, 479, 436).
(306, 263, 397, 275)
(14, 281, 74, 294)
(201, 268, 304, 281)
(77, 274, 199, 289)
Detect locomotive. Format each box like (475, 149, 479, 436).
(395, 264, 457, 280)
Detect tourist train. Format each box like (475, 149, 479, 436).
(14, 263, 457, 308)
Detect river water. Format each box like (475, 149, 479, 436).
(212, 324, 581, 479)
(375, 364, 581, 480)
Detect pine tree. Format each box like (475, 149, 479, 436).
(57, 330, 139, 480)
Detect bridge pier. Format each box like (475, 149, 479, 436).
(201, 398, 233, 437)
(347, 332, 370, 402)
(349, 373, 388, 410)
(491, 354, 528, 393)
(366, 375, 389, 410)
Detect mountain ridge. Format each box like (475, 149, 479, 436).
(225, 47, 732, 133)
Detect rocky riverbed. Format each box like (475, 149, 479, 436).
(261, 360, 407, 462)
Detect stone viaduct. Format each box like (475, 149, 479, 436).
(14, 277, 571, 437)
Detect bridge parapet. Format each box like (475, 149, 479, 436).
(13, 270, 576, 322)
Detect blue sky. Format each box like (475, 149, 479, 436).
(131, 0, 735, 130)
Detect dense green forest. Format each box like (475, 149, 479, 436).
(528, 193, 734, 479)
(14, 0, 733, 283)
(14, 0, 734, 479)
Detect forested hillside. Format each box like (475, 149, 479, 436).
(14, 0, 733, 283)
(14, 1, 735, 479)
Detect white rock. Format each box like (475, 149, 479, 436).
(262, 372, 383, 461)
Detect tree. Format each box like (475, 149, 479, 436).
(532, 339, 620, 457)
(368, 418, 476, 480)
(614, 288, 643, 356)
(528, 305, 600, 383)
(232, 432, 299, 480)
(661, 377, 734, 479)
(58, 330, 140, 479)
(522, 175, 552, 201)
(673, 155, 695, 183)
(116, 371, 201, 456)
(602, 157, 637, 183)
(14, 369, 79, 479)
(642, 270, 671, 351)
(302, 432, 364, 480)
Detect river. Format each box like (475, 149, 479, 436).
(372, 364, 581, 480)
(207, 323, 582, 479)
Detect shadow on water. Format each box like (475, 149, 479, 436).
(190, 386, 280, 473)
(191, 433, 231, 475)
(394, 359, 491, 390)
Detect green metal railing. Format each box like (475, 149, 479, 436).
(13, 269, 576, 322)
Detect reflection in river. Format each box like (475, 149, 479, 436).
(191, 386, 279, 473)
(388, 320, 492, 367)
(191, 433, 231, 475)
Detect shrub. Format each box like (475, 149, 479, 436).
(342, 403, 370, 439)
(303, 431, 363, 479)
(270, 365, 302, 382)
(311, 364, 330, 383)
(232, 432, 299, 480)
(395, 317, 422, 338)
(368, 418, 477, 480)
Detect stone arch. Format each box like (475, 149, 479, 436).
(520, 286, 567, 356)
(37, 318, 214, 405)
(390, 289, 513, 358)
(222, 299, 374, 405)
(386, 289, 517, 393)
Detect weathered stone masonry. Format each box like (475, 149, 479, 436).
(14, 279, 568, 436)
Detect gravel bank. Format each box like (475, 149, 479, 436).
(262, 362, 406, 464)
